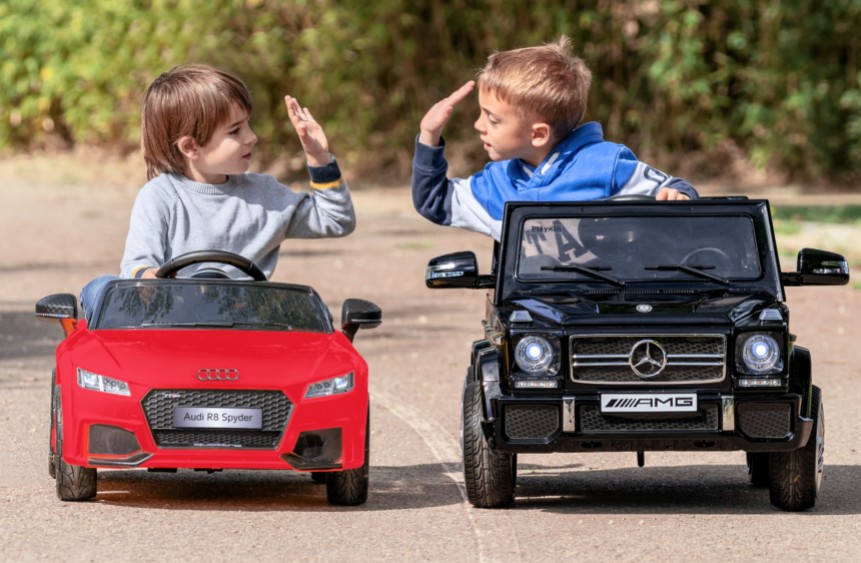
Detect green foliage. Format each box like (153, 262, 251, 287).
(1, 0, 859, 184)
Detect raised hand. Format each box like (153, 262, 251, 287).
(419, 80, 475, 147)
(285, 95, 331, 167)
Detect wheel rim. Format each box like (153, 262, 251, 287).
(815, 404, 825, 491)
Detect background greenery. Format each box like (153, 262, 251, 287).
(1, 0, 859, 185)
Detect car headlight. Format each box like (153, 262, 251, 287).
(514, 335, 559, 376)
(305, 372, 354, 398)
(77, 368, 131, 396)
(737, 333, 783, 375)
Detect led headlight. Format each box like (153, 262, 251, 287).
(305, 372, 354, 398)
(738, 333, 783, 375)
(76, 368, 131, 396)
(514, 335, 558, 376)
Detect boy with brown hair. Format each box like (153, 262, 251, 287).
(81, 64, 354, 316)
(412, 37, 697, 240)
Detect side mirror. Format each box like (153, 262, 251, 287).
(426, 251, 495, 289)
(341, 298, 382, 342)
(35, 293, 79, 337)
(35, 293, 78, 320)
(781, 248, 850, 287)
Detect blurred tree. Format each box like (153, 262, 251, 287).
(1, 0, 859, 186)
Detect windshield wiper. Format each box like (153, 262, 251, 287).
(644, 264, 729, 285)
(541, 265, 626, 287)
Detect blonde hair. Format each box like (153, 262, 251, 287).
(141, 64, 253, 180)
(477, 36, 591, 138)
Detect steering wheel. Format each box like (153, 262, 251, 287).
(681, 247, 734, 269)
(605, 194, 657, 202)
(156, 250, 267, 281)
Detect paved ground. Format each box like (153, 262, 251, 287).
(1, 155, 860, 561)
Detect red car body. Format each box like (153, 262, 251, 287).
(38, 270, 380, 505)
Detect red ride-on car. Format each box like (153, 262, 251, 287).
(36, 251, 381, 505)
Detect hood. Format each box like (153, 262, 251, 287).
(510, 291, 779, 327)
(64, 328, 361, 390)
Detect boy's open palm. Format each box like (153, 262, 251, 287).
(419, 81, 475, 147)
(285, 95, 331, 167)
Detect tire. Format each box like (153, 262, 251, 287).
(56, 459, 97, 502)
(768, 385, 823, 511)
(54, 394, 97, 501)
(746, 452, 770, 488)
(326, 411, 369, 506)
(462, 375, 515, 508)
(48, 371, 58, 479)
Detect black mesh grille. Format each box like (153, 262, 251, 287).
(142, 390, 293, 449)
(504, 405, 559, 440)
(579, 404, 719, 433)
(571, 335, 726, 384)
(737, 403, 792, 439)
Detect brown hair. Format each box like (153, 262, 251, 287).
(141, 64, 253, 180)
(477, 36, 591, 139)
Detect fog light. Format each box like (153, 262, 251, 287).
(738, 378, 783, 388)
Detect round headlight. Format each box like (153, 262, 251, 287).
(514, 335, 557, 375)
(741, 334, 781, 374)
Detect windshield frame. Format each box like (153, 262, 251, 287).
(496, 200, 784, 304)
(90, 279, 334, 333)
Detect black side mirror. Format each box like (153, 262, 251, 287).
(426, 251, 495, 289)
(341, 298, 382, 342)
(35, 293, 78, 320)
(781, 248, 850, 286)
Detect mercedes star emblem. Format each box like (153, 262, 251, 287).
(628, 339, 667, 378)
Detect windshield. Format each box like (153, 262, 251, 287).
(518, 215, 761, 282)
(94, 281, 330, 332)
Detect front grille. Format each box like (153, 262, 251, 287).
(579, 404, 720, 433)
(737, 403, 792, 439)
(142, 389, 293, 449)
(504, 405, 559, 440)
(570, 334, 726, 385)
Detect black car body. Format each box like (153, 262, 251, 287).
(426, 199, 849, 511)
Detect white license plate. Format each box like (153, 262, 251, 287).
(173, 407, 262, 429)
(601, 393, 697, 413)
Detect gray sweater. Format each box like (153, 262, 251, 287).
(120, 165, 355, 279)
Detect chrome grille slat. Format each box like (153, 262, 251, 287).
(570, 334, 726, 385)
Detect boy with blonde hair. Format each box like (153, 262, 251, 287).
(412, 37, 697, 240)
(81, 64, 355, 316)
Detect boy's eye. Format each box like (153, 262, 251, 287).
(229, 127, 240, 135)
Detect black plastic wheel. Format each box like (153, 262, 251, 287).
(56, 458, 97, 501)
(462, 374, 515, 508)
(746, 452, 770, 488)
(326, 411, 369, 506)
(768, 386, 823, 511)
(54, 400, 97, 501)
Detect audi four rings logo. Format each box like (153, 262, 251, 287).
(628, 339, 667, 378)
(196, 368, 240, 381)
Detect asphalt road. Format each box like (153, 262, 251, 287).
(1, 180, 860, 562)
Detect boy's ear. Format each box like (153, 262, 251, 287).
(176, 136, 199, 159)
(530, 123, 553, 148)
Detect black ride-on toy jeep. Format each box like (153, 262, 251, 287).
(426, 198, 848, 511)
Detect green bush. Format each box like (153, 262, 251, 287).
(1, 0, 859, 184)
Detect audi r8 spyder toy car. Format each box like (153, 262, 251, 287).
(425, 197, 849, 512)
(36, 251, 381, 506)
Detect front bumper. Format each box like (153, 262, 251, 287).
(60, 386, 368, 472)
(481, 385, 812, 454)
